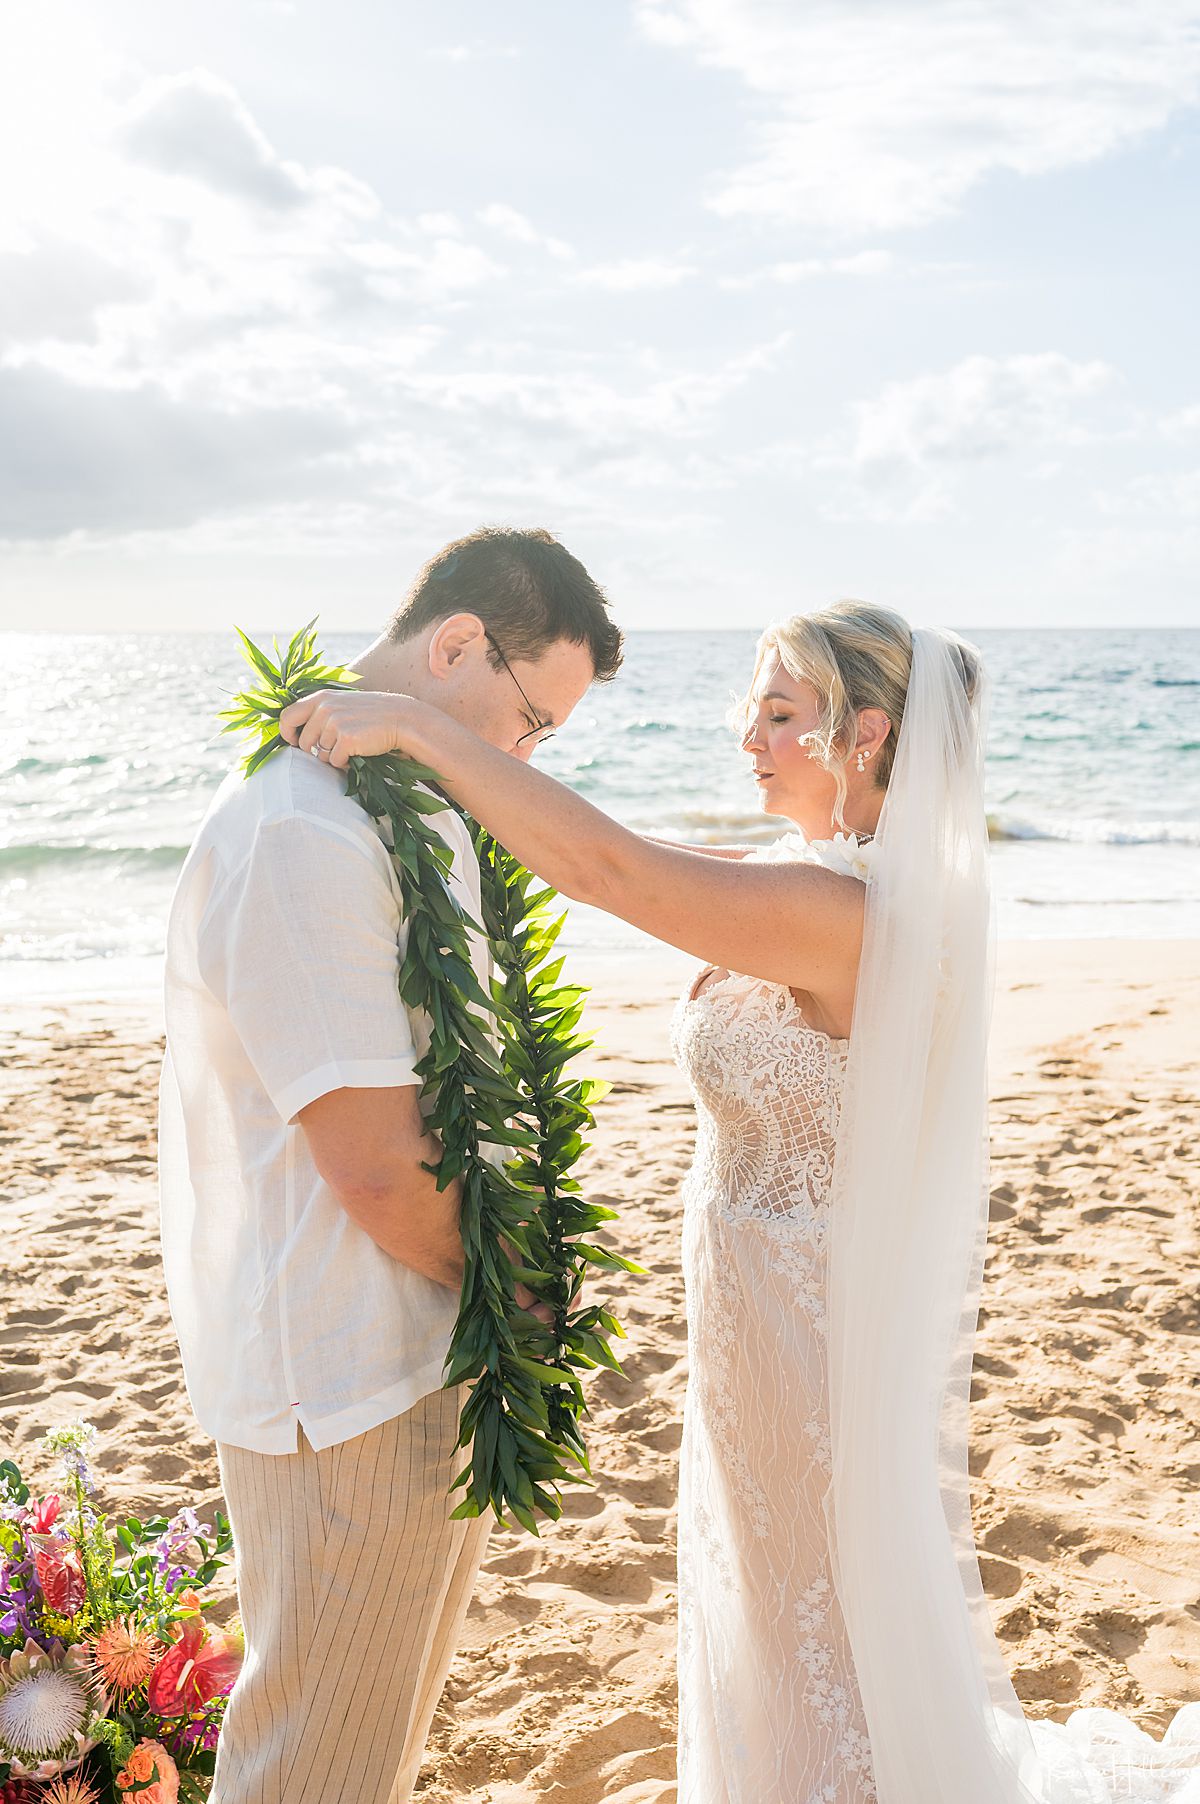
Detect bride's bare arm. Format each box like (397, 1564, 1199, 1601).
(643, 837, 754, 860)
(278, 693, 863, 997)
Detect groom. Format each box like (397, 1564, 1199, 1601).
(157, 526, 622, 1803)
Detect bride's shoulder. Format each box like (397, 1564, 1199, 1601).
(746, 829, 878, 884)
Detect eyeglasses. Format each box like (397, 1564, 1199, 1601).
(484, 630, 556, 747)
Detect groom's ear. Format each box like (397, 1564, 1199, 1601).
(427, 612, 487, 678)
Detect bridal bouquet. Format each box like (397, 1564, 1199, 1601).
(219, 621, 641, 1535)
(0, 1423, 240, 1803)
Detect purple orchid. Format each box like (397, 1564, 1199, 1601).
(152, 1508, 212, 1595)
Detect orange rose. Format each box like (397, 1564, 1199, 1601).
(115, 1738, 180, 1803)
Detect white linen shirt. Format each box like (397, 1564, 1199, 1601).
(157, 744, 489, 1455)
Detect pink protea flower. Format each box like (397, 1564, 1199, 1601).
(91, 1617, 162, 1697)
(0, 1638, 98, 1780)
(115, 1738, 179, 1804)
(42, 1773, 101, 1804)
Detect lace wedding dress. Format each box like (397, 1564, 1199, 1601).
(670, 829, 880, 1804)
(670, 820, 1200, 1804)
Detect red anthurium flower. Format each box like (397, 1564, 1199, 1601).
(29, 1495, 62, 1534)
(30, 1533, 87, 1617)
(146, 1618, 242, 1716)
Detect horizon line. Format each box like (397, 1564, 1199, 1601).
(2, 622, 1198, 637)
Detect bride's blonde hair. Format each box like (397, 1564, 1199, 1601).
(737, 599, 977, 832)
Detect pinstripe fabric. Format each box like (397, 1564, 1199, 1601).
(211, 1387, 490, 1804)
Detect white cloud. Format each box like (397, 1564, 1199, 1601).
(1, 72, 513, 354)
(1160, 402, 1200, 438)
(416, 211, 464, 237)
(720, 250, 893, 290)
(428, 41, 520, 64)
(855, 352, 1112, 471)
(400, 332, 792, 444)
(828, 352, 1116, 519)
(120, 70, 312, 209)
(0, 235, 139, 344)
(0, 60, 541, 542)
(0, 362, 359, 541)
(1050, 518, 1200, 608)
(1097, 468, 1200, 516)
(0, 34, 794, 550)
(634, 0, 1200, 231)
(340, 235, 507, 303)
(573, 256, 698, 292)
(477, 203, 575, 261)
(2, 61, 511, 363)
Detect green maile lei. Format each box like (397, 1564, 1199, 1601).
(219, 619, 642, 1535)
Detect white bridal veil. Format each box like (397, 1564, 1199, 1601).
(822, 626, 1200, 1804)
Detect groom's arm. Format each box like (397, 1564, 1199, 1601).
(300, 1085, 550, 1317)
(296, 1085, 463, 1290)
(205, 803, 465, 1290)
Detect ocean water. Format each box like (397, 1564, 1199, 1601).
(3, 627, 1198, 990)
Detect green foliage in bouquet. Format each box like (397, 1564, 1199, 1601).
(218, 620, 641, 1534)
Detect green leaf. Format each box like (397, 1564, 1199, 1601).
(233, 624, 282, 685)
(244, 733, 285, 777)
(284, 615, 320, 668)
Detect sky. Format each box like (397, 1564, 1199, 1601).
(0, 0, 1198, 634)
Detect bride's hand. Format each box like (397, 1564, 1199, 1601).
(277, 688, 429, 770)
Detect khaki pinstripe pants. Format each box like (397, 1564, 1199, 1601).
(211, 1387, 491, 1804)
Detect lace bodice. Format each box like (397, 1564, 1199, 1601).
(672, 971, 848, 1229)
(669, 828, 873, 1233)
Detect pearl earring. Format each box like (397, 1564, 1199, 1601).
(856, 750, 867, 773)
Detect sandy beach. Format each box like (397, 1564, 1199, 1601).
(1, 940, 1197, 1803)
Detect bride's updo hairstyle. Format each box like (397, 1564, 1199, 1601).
(737, 599, 981, 831)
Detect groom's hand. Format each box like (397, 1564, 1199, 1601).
(499, 1235, 555, 1327)
(516, 1283, 555, 1328)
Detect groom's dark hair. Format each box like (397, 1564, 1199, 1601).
(385, 525, 623, 681)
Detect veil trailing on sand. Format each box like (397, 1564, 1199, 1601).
(821, 626, 1200, 1804)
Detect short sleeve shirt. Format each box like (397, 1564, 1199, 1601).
(157, 745, 488, 1454)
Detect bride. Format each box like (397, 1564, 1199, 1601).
(278, 600, 1200, 1804)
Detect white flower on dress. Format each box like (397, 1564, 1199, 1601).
(826, 831, 879, 883)
(758, 829, 880, 885)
